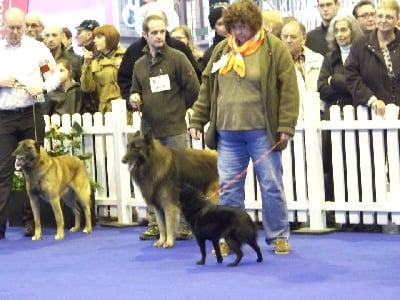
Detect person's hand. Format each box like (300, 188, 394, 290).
(82, 48, 94, 64)
(25, 85, 45, 97)
(0, 77, 17, 88)
(371, 99, 386, 116)
(129, 93, 142, 110)
(189, 128, 202, 140)
(278, 132, 291, 149)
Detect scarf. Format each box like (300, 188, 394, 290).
(219, 29, 265, 78)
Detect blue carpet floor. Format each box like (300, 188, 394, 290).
(0, 225, 399, 300)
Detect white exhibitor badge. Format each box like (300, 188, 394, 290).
(150, 74, 171, 93)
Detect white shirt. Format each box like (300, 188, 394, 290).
(0, 36, 59, 109)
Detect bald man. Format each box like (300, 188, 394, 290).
(0, 8, 59, 239)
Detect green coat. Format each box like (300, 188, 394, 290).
(189, 31, 299, 149)
(80, 46, 126, 113)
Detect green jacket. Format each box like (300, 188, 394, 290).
(189, 31, 299, 148)
(80, 46, 126, 113)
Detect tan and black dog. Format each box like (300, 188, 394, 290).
(13, 139, 92, 240)
(122, 131, 219, 248)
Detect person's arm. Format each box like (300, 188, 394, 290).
(344, 40, 374, 107)
(317, 53, 338, 104)
(168, 34, 202, 81)
(176, 52, 200, 109)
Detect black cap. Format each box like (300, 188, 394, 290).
(208, 2, 229, 29)
(76, 20, 100, 31)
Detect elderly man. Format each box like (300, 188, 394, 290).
(281, 18, 324, 117)
(0, 8, 59, 239)
(25, 11, 45, 41)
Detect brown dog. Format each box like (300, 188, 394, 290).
(13, 139, 92, 240)
(122, 131, 219, 248)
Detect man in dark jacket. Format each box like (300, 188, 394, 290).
(118, 10, 202, 101)
(118, 9, 201, 241)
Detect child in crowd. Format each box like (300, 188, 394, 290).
(43, 59, 82, 116)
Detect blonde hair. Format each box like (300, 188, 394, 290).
(171, 25, 203, 59)
(262, 10, 283, 37)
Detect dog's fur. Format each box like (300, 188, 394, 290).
(122, 131, 219, 248)
(13, 139, 92, 240)
(179, 183, 263, 266)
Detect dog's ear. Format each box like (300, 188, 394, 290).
(34, 142, 41, 153)
(144, 129, 153, 142)
(127, 133, 135, 143)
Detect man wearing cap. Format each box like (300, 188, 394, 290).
(200, 2, 229, 71)
(75, 19, 100, 114)
(76, 20, 100, 52)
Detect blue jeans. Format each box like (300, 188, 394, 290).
(217, 129, 290, 244)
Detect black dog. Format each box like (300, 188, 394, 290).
(179, 184, 263, 267)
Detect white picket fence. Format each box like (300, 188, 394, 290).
(43, 95, 400, 231)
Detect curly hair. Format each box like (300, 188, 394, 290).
(93, 25, 120, 51)
(222, 0, 262, 34)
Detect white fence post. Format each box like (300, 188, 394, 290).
(111, 99, 132, 224)
(303, 92, 326, 230)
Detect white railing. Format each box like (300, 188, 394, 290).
(43, 96, 400, 230)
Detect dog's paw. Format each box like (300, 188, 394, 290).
(31, 235, 42, 241)
(69, 227, 79, 233)
(154, 240, 165, 247)
(82, 228, 92, 234)
(54, 234, 65, 240)
(163, 241, 174, 248)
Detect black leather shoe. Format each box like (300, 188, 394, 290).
(24, 222, 34, 237)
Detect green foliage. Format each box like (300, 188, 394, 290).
(12, 121, 99, 192)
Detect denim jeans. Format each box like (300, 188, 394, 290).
(217, 129, 290, 244)
(147, 133, 190, 229)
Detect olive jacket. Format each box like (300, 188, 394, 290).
(189, 31, 299, 149)
(80, 46, 126, 113)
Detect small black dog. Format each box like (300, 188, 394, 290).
(179, 184, 263, 267)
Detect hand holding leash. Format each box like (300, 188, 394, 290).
(129, 93, 142, 111)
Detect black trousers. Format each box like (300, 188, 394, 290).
(0, 104, 45, 233)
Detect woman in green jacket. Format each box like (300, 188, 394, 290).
(81, 24, 126, 114)
(189, 0, 299, 255)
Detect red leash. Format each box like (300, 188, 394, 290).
(207, 140, 282, 200)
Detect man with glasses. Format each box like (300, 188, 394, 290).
(353, 0, 377, 34)
(0, 8, 59, 239)
(306, 0, 341, 55)
(25, 12, 44, 42)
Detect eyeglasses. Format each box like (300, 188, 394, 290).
(376, 14, 396, 21)
(26, 23, 41, 28)
(357, 12, 376, 19)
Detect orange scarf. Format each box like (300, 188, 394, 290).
(219, 29, 265, 78)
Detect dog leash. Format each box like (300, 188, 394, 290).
(206, 139, 282, 201)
